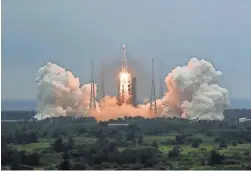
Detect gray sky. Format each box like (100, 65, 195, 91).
(2, 0, 251, 100)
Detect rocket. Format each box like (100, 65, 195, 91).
(121, 44, 127, 73)
(117, 44, 134, 106)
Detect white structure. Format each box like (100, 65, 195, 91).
(239, 117, 251, 123)
(121, 44, 127, 72)
(108, 123, 128, 126)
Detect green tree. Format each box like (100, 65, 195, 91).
(52, 137, 65, 152)
(28, 132, 38, 143)
(24, 152, 40, 166)
(58, 151, 71, 170)
(127, 124, 140, 149)
(208, 150, 225, 165)
(59, 160, 71, 170)
(65, 137, 75, 150)
(191, 140, 200, 148)
(108, 142, 117, 153)
(175, 135, 184, 144)
(11, 163, 21, 170)
(244, 151, 250, 156)
(219, 139, 227, 149)
(72, 162, 86, 170)
(138, 135, 144, 144)
(168, 146, 180, 158)
(151, 141, 159, 148)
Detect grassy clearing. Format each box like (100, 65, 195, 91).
(40, 138, 55, 143)
(41, 136, 97, 144)
(10, 134, 251, 162)
(158, 143, 215, 154)
(118, 146, 151, 152)
(12, 142, 50, 152)
(159, 145, 172, 152)
(180, 146, 200, 154)
(73, 136, 97, 144)
(192, 133, 215, 142)
(144, 135, 176, 142)
(219, 143, 251, 155)
(40, 152, 61, 167)
(10, 136, 97, 152)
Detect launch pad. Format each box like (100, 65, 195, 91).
(90, 44, 153, 113)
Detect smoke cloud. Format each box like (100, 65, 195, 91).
(35, 62, 98, 119)
(35, 58, 229, 121)
(160, 58, 229, 120)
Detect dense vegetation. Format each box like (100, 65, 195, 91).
(1, 110, 251, 170)
(1, 111, 35, 120)
(2, 109, 251, 121)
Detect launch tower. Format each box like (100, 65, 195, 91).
(100, 60, 105, 99)
(89, 60, 96, 110)
(159, 60, 164, 99)
(131, 77, 137, 106)
(150, 58, 157, 117)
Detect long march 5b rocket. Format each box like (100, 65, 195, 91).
(117, 44, 136, 106)
(121, 44, 127, 73)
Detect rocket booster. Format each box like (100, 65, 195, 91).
(121, 44, 127, 72)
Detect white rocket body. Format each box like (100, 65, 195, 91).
(121, 44, 127, 73)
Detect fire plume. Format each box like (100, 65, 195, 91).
(118, 71, 132, 103)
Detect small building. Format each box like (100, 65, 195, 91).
(108, 123, 128, 127)
(239, 117, 251, 123)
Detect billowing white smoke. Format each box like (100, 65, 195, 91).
(161, 58, 229, 120)
(35, 62, 99, 119)
(35, 58, 229, 121)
